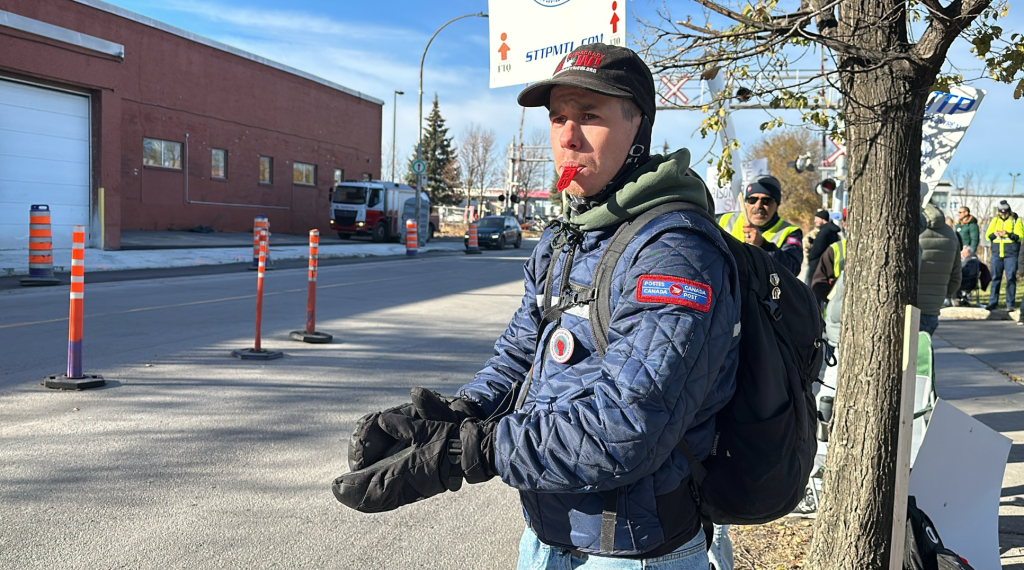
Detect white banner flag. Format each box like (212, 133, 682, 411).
(921, 86, 985, 191)
(488, 0, 627, 89)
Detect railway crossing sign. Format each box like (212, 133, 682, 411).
(659, 75, 691, 105)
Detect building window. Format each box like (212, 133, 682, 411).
(334, 168, 344, 185)
(294, 161, 317, 186)
(211, 149, 227, 179)
(143, 138, 182, 169)
(362, 172, 372, 182)
(259, 156, 273, 184)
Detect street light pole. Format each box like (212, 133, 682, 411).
(391, 90, 404, 181)
(1012, 172, 1021, 195)
(417, 12, 487, 233)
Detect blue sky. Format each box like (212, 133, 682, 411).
(106, 0, 1023, 192)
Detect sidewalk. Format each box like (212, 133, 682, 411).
(933, 317, 1024, 568)
(0, 230, 468, 276)
(118, 229, 349, 250)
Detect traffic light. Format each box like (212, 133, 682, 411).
(815, 178, 837, 195)
(498, 194, 506, 202)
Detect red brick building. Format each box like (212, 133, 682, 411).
(0, 0, 383, 250)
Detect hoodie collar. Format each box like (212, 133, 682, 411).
(563, 148, 708, 232)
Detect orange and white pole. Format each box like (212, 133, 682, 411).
(306, 230, 319, 334)
(233, 228, 283, 360)
(290, 230, 332, 343)
(466, 222, 481, 254)
(44, 225, 104, 390)
(68, 226, 85, 377)
(254, 228, 267, 351)
(21, 204, 61, 286)
(406, 218, 418, 257)
(249, 215, 271, 270)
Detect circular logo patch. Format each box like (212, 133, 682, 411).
(549, 327, 575, 364)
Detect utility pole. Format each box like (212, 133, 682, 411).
(417, 13, 487, 235)
(391, 90, 403, 182)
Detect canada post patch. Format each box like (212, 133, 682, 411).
(636, 275, 712, 312)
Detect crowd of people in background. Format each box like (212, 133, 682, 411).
(743, 181, 1024, 338)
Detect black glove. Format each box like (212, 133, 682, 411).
(347, 387, 485, 472)
(459, 419, 498, 484)
(347, 402, 417, 473)
(332, 413, 461, 513)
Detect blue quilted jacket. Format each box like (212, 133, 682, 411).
(458, 152, 741, 557)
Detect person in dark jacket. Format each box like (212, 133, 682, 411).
(805, 210, 841, 284)
(810, 209, 847, 303)
(918, 203, 961, 334)
(718, 177, 804, 275)
(957, 246, 980, 306)
(341, 44, 740, 569)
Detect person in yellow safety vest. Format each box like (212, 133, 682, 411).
(718, 175, 804, 275)
(985, 200, 1024, 311)
(810, 209, 847, 303)
(810, 238, 847, 303)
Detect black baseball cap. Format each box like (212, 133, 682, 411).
(517, 43, 656, 124)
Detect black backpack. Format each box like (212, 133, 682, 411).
(589, 202, 824, 525)
(905, 496, 977, 570)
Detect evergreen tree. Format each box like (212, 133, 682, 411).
(406, 95, 461, 206)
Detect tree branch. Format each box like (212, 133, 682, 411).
(913, 0, 990, 64)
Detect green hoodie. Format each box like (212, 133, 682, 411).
(565, 149, 711, 231)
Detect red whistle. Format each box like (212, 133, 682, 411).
(556, 166, 579, 191)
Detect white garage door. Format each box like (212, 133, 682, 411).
(0, 79, 90, 251)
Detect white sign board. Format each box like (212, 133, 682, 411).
(921, 86, 985, 191)
(488, 0, 627, 88)
(909, 399, 1011, 570)
(707, 166, 739, 215)
(740, 157, 769, 187)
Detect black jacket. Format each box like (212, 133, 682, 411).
(807, 221, 842, 269)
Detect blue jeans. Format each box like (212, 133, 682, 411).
(708, 525, 733, 570)
(516, 526, 708, 570)
(988, 254, 1018, 309)
(919, 314, 938, 335)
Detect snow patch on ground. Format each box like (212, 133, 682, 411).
(0, 242, 467, 275)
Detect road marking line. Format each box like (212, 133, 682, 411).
(0, 276, 406, 329)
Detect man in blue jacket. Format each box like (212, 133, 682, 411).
(339, 44, 741, 569)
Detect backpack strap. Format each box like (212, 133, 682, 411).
(600, 488, 618, 551)
(540, 221, 586, 329)
(675, 439, 714, 551)
(590, 201, 718, 356)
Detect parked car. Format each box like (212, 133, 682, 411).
(465, 215, 522, 250)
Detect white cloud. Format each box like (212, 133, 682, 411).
(158, 0, 424, 44)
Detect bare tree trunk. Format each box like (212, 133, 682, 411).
(806, 38, 934, 570)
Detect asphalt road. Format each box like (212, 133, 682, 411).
(0, 243, 538, 569)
